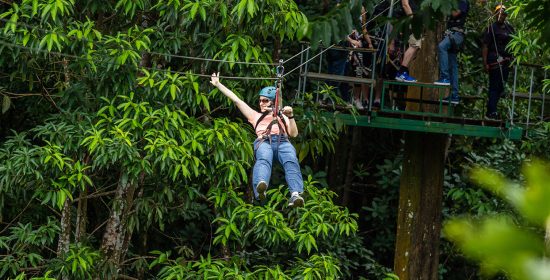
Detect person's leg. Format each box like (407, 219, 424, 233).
(500, 65, 510, 97)
(449, 33, 464, 98)
(438, 36, 451, 82)
(486, 67, 501, 116)
(449, 52, 458, 98)
(396, 34, 421, 82)
(252, 140, 273, 199)
(401, 46, 418, 69)
(276, 140, 304, 195)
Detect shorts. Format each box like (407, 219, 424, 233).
(408, 34, 422, 48)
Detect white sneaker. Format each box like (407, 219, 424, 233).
(288, 193, 304, 207)
(256, 181, 267, 201)
(354, 99, 364, 110)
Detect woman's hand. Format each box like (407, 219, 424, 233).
(210, 72, 220, 87)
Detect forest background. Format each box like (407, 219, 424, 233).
(0, 0, 549, 279)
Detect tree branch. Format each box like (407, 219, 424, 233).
(73, 190, 117, 202)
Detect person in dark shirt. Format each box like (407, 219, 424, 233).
(482, 4, 515, 119)
(434, 0, 469, 105)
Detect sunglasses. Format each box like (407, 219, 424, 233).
(259, 98, 271, 104)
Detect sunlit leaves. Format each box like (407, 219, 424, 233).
(445, 161, 550, 280)
(471, 161, 550, 226)
(62, 245, 100, 279)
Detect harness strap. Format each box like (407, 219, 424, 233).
(254, 111, 270, 132)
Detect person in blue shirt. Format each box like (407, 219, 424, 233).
(434, 0, 470, 105)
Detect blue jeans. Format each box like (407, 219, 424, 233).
(438, 32, 464, 98)
(486, 64, 510, 115)
(252, 135, 303, 199)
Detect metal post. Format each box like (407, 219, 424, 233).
(316, 45, 323, 97)
(380, 0, 395, 81)
(368, 50, 377, 113)
(510, 65, 518, 125)
(296, 43, 304, 102)
(277, 59, 284, 110)
(526, 68, 535, 131)
(302, 47, 310, 102)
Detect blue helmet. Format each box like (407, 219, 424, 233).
(258, 86, 277, 100)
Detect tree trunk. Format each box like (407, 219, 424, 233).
(405, 27, 445, 113)
(57, 199, 72, 257)
(75, 188, 88, 243)
(100, 173, 137, 267)
(342, 127, 361, 206)
(394, 21, 447, 280)
(394, 132, 447, 280)
(57, 57, 73, 263)
(120, 172, 145, 262)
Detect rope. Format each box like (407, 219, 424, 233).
(361, 0, 399, 29)
(283, 46, 311, 64)
(149, 51, 277, 66)
(0, 38, 277, 80)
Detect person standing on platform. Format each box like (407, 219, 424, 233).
(482, 4, 514, 120)
(434, 0, 470, 105)
(394, 0, 422, 83)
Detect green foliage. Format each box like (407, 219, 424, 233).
(152, 178, 356, 279)
(0, 219, 59, 279)
(444, 161, 550, 280)
(508, 0, 550, 46)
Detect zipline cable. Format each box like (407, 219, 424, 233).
(0, 38, 278, 80)
(149, 51, 277, 66)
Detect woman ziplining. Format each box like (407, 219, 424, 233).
(209, 71, 305, 207)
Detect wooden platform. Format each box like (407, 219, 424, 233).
(304, 72, 375, 85)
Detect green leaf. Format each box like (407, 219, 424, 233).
(2, 95, 11, 114)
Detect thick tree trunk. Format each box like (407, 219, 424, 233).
(394, 132, 447, 280)
(100, 173, 137, 266)
(405, 27, 445, 113)
(394, 21, 447, 280)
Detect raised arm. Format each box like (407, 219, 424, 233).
(210, 73, 256, 121)
(401, 0, 413, 16)
(361, 6, 374, 49)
